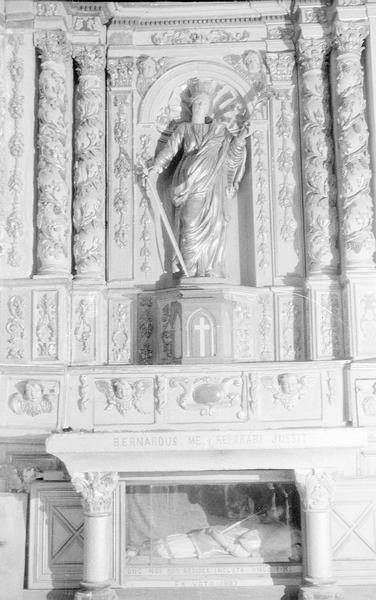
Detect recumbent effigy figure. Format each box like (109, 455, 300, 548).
(150, 78, 250, 279)
(126, 484, 302, 563)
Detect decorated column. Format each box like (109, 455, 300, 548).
(332, 20, 375, 271)
(72, 45, 106, 281)
(34, 30, 72, 276)
(332, 19, 376, 358)
(296, 470, 343, 600)
(296, 36, 343, 359)
(71, 472, 119, 600)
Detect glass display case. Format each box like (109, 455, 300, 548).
(124, 474, 302, 567)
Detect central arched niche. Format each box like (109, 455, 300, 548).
(137, 59, 265, 285)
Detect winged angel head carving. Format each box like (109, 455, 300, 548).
(95, 378, 152, 416)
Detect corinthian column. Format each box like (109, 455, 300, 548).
(34, 30, 71, 276)
(332, 21, 376, 271)
(297, 37, 343, 359)
(73, 45, 106, 281)
(296, 470, 343, 600)
(71, 472, 119, 600)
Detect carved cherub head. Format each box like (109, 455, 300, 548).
(136, 55, 157, 79)
(242, 50, 261, 75)
(277, 373, 300, 395)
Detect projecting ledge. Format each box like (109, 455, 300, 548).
(46, 427, 367, 475)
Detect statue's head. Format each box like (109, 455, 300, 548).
(188, 78, 215, 119)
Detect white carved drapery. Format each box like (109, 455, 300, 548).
(72, 45, 106, 281)
(332, 21, 376, 271)
(34, 30, 72, 276)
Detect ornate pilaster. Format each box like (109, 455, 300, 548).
(34, 30, 72, 276)
(332, 20, 376, 270)
(71, 472, 118, 600)
(296, 470, 344, 600)
(73, 45, 106, 281)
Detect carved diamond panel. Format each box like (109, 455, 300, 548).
(28, 482, 84, 588)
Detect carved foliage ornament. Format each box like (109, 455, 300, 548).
(113, 94, 132, 249)
(136, 135, 153, 273)
(333, 21, 375, 264)
(35, 30, 70, 272)
(297, 38, 339, 273)
(71, 472, 119, 514)
(7, 35, 24, 267)
(152, 29, 250, 45)
(107, 57, 134, 88)
(297, 470, 335, 511)
(9, 380, 58, 417)
(6, 295, 25, 359)
(138, 295, 153, 364)
(265, 53, 295, 82)
(111, 301, 130, 362)
(36, 293, 57, 358)
(73, 45, 106, 277)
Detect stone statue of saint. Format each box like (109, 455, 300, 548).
(150, 79, 250, 278)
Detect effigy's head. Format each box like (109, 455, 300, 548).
(188, 78, 215, 117)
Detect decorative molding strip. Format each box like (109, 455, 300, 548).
(6, 295, 25, 359)
(151, 29, 251, 45)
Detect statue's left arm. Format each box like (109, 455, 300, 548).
(153, 124, 185, 174)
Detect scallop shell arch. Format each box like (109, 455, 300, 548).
(138, 59, 257, 130)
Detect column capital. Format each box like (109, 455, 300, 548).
(296, 469, 336, 511)
(71, 471, 118, 514)
(265, 51, 295, 83)
(333, 20, 369, 54)
(34, 29, 70, 62)
(73, 44, 106, 76)
(297, 37, 331, 70)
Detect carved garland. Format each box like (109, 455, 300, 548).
(136, 135, 153, 273)
(297, 38, 339, 274)
(111, 301, 130, 362)
(0, 32, 6, 260)
(35, 293, 57, 358)
(113, 94, 132, 249)
(6, 295, 25, 359)
(333, 21, 376, 267)
(73, 45, 106, 279)
(35, 30, 71, 275)
(252, 130, 270, 271)
(7, 35, 24, 267)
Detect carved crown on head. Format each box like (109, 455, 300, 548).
(188, 78, 216, 100)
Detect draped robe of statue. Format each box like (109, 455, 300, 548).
(154, 121, 247, 278)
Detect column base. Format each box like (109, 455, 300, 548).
(75, 586, 118, 600)
(299, 584, 344, 600)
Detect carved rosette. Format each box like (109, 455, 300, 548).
(297, 38, 339, 274)
(35, 30, 71, 275)
(333, 21, 376, 269)
(71, 472, 118, 514)
(296, 470, 335, 511)
(73, 45, 106, 280)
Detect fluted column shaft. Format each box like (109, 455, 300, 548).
(332, 20, 376, 271)
(297, 37, 339, 276)
(71, 472, 118, 600)
(35, 30, 71, 276)
(73, 45, 106, 281)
